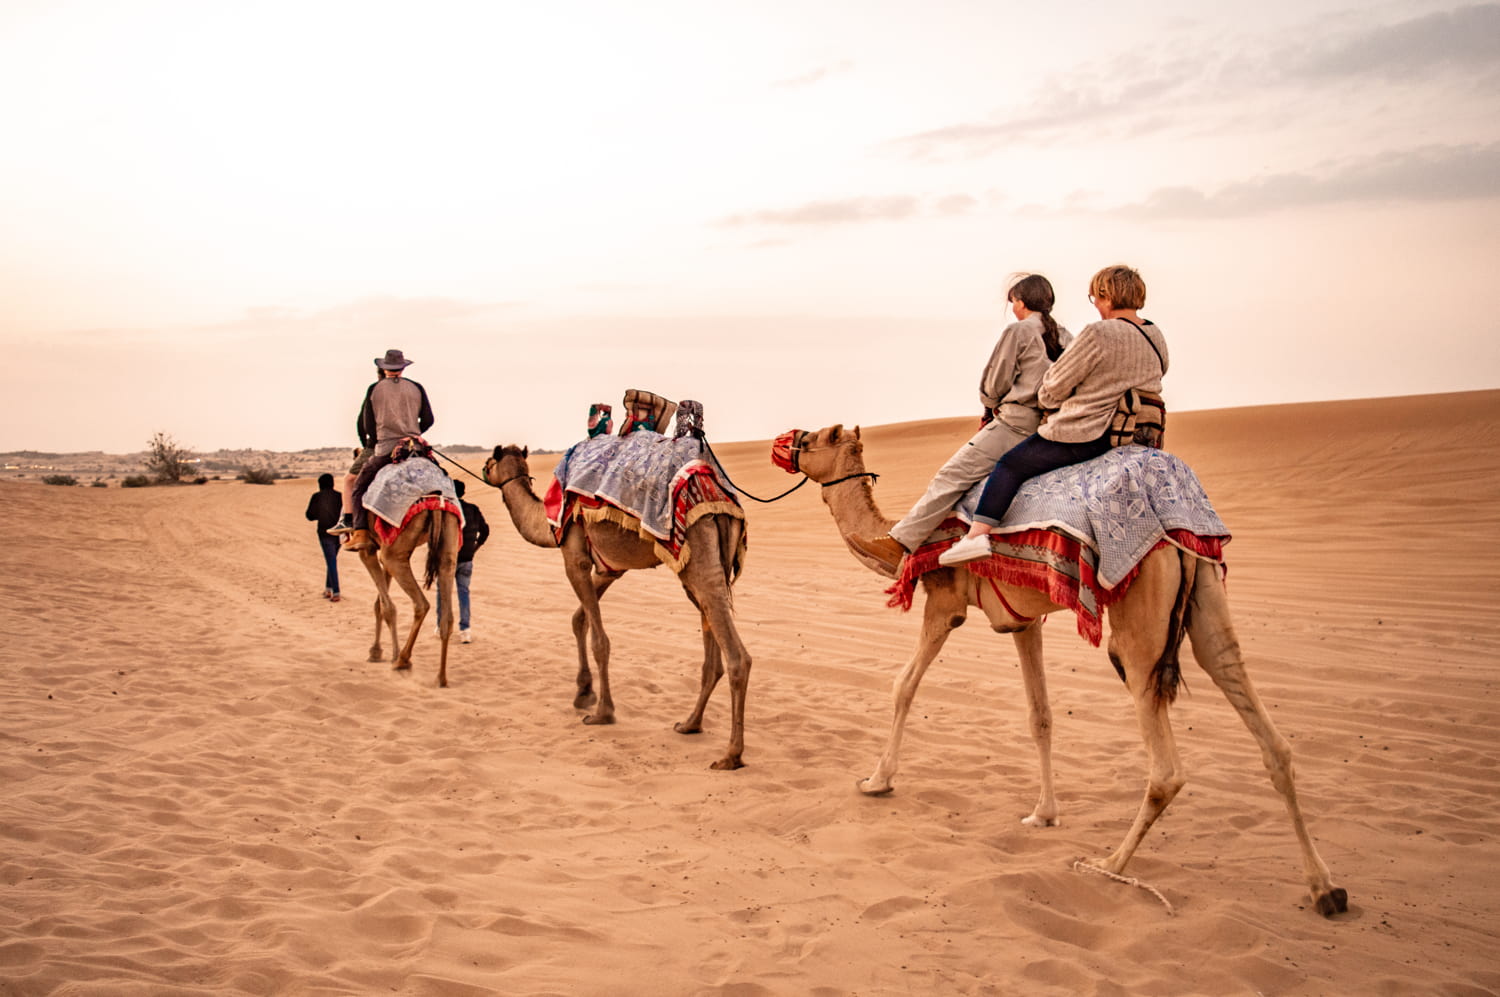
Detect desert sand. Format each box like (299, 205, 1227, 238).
(3, 390, 1498, 996)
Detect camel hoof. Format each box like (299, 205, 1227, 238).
(710, 756, 744, 771)
(582, 714, 615, 726)
(574, 692, 597, 709)
(1021, 814, 1060, 828)
(673, 722, 703, 735)
(1315, 887, 1349, 917)
(367, 650, 384, 663)
(393, 661, 412, 672)
(856, 778, 894, 797)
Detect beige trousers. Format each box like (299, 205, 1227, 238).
(889, 409, 1035, 551)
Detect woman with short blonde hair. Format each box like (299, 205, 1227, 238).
(940, 265, 1168, 565)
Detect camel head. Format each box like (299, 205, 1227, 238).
(773, 424, 866, 484)
(484, 445, 531, 488)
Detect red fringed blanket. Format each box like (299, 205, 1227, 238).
(543, 461, 745, 574)
(887, 517, 1227, 646)
(369, 495, 463, 548)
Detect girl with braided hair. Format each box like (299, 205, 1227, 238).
(850, 273, 1072, 572)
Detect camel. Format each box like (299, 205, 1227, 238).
(483, 445, 752, 770)
(352, 505, 461, 688)
(784, 424, 1346, 916)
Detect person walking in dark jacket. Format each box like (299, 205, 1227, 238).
(437, 480, 489, 643)
(305, 473, 343, 602)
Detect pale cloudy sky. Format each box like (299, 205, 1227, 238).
(3, 0, 1498, 453)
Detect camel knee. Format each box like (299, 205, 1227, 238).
(1147, 773, 1186, 810)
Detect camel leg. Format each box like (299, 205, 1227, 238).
(361, 549, 395, 663)
(562, 536, 614, 725)
(569, 572, 618, 709)
(858, 581, 965, 795)
(1187, 569, 1347, 916)
(1089, 549, 1186, 876)
(433, 517, 460, 688)
(1013, 622, 1059, 827)
(674, 609, 723, 737)
(385, 552, 429, 673)
(689, 573, 750, 771)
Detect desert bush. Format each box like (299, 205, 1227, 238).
(121, 475, 152, 488)
(144, 431, 194, 484)
(41, 474, 77, 486)
(91, 480, 108, 488)
(239, 465, 276, 485)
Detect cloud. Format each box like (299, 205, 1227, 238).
(1288, 3, 1500, 82)
(773, 60, 854, 89)
(890, 4, 1500, 158)
(717, 193, 978, 229)
(1113, 141, 1500, 218)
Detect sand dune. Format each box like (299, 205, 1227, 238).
(3, 390, 1498, 996)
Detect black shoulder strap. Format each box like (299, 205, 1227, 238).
(1120, 318, 1165, 373)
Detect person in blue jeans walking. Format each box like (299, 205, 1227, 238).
(305, 473, 343, 602)
(437, 480, 490, 642)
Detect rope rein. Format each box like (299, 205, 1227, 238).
(431, 448, 498, 488)
(702, 439, 813, 504)
(436, 438, 876, 504)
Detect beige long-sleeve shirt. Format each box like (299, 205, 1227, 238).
(1037, 318, 1168, 443)
(979, 314, 1072, 430)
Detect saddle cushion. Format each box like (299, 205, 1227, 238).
(887, 446, 1230, 645)
(544, 430, 744, 573)
(363, 458, 461, 536)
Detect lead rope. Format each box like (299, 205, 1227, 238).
(431, 448, 502, 488)
(1072, 860, 1174, 915)
(702, 439, 812, 503)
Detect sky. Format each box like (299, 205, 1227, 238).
(3, 0, 1498, 454)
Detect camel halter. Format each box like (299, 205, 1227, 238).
(771, 429, 880, 490)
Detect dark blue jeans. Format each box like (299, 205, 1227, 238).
(972, 431, 1112, 527)
(317, 532, 341, 595)
(436, 560, 474, 630)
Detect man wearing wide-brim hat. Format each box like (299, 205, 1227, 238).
(328, 348, 435, 551)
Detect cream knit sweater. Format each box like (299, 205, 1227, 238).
(1037, 318, 1168, 443)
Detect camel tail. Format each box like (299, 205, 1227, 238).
(717, 516, 744, 592)
(422, 510, 444, 589)
(1147, 550, 1198, 705)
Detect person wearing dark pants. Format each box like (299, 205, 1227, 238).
(437, 480, 489, 643)
(305, 473, 343, 602)
(941, 265, 1169, 565)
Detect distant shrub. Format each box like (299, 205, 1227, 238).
(144, 431, 195, 484)
(193, 476, 208, 485)
(41, 474, 78, 486)
(239, 465, 276, 485)
(121, 475, 153, 488)
(91, 480, 109, 488)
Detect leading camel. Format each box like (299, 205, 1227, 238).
(483, 445, 752, 770)
(784, 424, 1346, 916)
(352, 506, 461, 688)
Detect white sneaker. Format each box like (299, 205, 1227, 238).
(938, 534, 993, 566)
(460, 629, 472, 644)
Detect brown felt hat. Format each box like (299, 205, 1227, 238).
(375, 348, 413, 370)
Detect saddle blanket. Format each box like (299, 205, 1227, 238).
(368, 495, 463, 548)
(887, 446, 1230, 645)
(544, 431, 744, 572)
(363, 458, 461, 531)
(546, 431, 734, 540)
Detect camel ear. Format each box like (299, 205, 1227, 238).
(492, 445, 503, 460)
(522, 446, 529, 459)
(829, 423, 843, 443)
(853, 426, 861, 440)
